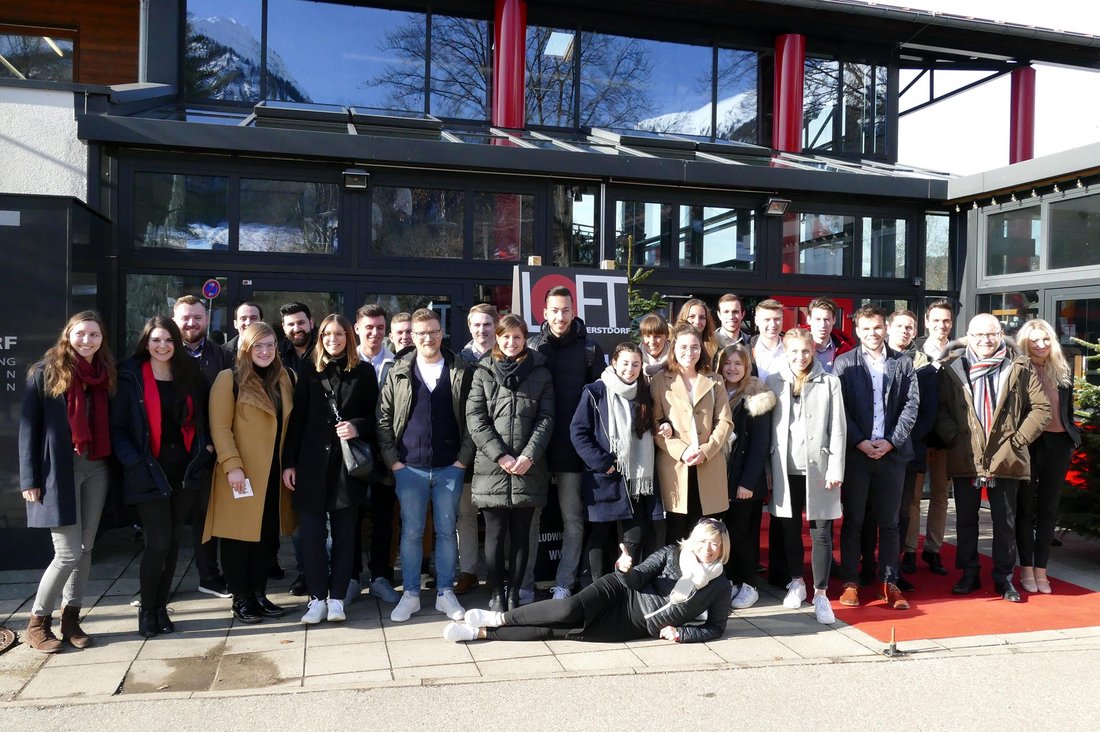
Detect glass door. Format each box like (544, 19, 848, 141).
(1044, 286, 1100, 384)
(353, 281, 464, 352)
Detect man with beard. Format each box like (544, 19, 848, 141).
(279, 302, 316, 376)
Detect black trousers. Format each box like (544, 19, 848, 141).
(666, 467, 705, 542)
(724, 498, 762, 587)
(299, 505, 360, 601)
(1018, 431, 1075, 568)
(897, 462, 920, 559)
(221, 474, 281, 599)
(136, 488, 195, 609)
(190, 477, 221, 583)
(483, 506, 535, 594)
(954, 477, 1018, 583)
(776, 474, 833, 590)
(367, 481, 396, 583)
(587, 517, 643, 580)
(840, 452, 906, 583)
(489, 573, 644, 642)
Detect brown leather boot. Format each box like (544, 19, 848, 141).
(26, 613, 63, 653)
(60, 605, 92, 648)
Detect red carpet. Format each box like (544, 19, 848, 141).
(759, 513, 1100, 643)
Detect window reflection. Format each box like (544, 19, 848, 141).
(370, 186, 463, 259)
(240, 179, 340, 254)
(782, 213, 906, 277)
(1049, 194, 1100, 270)
(134, 173, 229, 250)
(527, 27, 576, 126)
(430, 16, 490, 119)
(616, 201, 671, 267)
(860, 217, 906, 278)
(472, 192, 533, 262)
(124, 274, 229, 349)
(986, 207, 1040, 276)
(678, 206, 755, 270)
(804, 58, 888, 157)
(184, 0, 263, 102)
(361, 292, 453, 347)
(551, 185, 597, 267)
(716, 49, 759, 144)
(252, 290, 343, 335)
(0, 31, 74, 81)
(925, 213, 950, 290)
(977, 291, 1039, 335)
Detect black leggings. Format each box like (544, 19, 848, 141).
(482, 506, 534, 594)
(587, 518, 643, 580)
(299, 505, 360, 600)
(136, 488, 195, 609)
(1018, 431, 1076, 568)
(723, 498, 762, 587)
(776, 475, 833, 590)
(221, 470, 281, 600)
(488, 593, 585, 641)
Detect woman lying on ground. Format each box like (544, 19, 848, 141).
(442, 518, 732, 644)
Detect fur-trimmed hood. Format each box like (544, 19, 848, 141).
(738, 376, 778, 417)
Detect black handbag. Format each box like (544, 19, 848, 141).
(324, 379, 374, 479)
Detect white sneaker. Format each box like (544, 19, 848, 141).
(301, 598, 328, 624)
(369, 577, 400, 604)
(343, 579, 361, 606)
(731, 584, 760, 610)
(464, 608, 505, 628)
(813, 593, 836, 625)
(390, 592, 420, 622)
(518, 587, 535, 605)
(326, 598, 346, 622)
(435, 589, 465, 621)
(443, 622, 479, 642)
(783, 579, 807, 609)
(550, 586, 572, 600)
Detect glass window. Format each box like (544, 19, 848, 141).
(1049, 194, 1100, 270)
(677, 205, 755, 270)
(239, 179, 340, 254)
(361, 292, 453, 348)
(804, 59, 887, 156)
(803, 59, 840, 152)
(527, 27, 576, 127)
(1053, 294, 1100, 383)
(924, 213, 950, 290)
(133, 173, 229, 250)
(615, 201, 671, 267)
(183, 0, 263, 101)
(251, 290, 344, 336)
(860, 297, 911, 314)
(429, 16, 489, 120)
(716, 49, 758, 144)
(370, 186, 464, 259)
(861, 216, 906, 278)
(0, 30, 74, 82)
(472, 192, 533, 262)
(976, 291, 1038, 335)
(123, 274, 230, 350)
(986, 206, 1040, 276)
(781, 213, 853, 276)
(551, 185, 597, 267)
(474, 284, 514, 316)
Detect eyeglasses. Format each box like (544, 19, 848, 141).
(412, 329, 441, 340)
(968, 332, 1001, 341)
(253, 342, 277, 352)
(696, 517, 729, 535)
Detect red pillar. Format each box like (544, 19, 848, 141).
(1009, 66, 1036, 164)
(492, 0, 526, 129)
(772, 34, 805, 153)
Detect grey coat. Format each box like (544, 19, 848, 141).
(466, 352, 555, 509)
(766, 361, 847, 521)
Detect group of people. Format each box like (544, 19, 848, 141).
(18, 287, 1078, 652)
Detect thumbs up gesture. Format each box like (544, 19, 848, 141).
(615, 543, 633, 573)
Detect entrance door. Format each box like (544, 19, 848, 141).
(1044, 286, 1100, 383)
(353, 281, 464, 352)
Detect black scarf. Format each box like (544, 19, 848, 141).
(493, 353, 535, 390)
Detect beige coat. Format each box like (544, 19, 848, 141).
(651, 370, 733, 516)
(203, 369, 297, 543)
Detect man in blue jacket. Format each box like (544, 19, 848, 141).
(834, 305, 919, 610)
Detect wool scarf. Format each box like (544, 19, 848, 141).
(142, 361, 195, 459)
(966, 343, 1008, 437)
(642, 347, 669, 377)
(493, 352, 535, 391)
(599, 367, 655, 498)
(66, 357, 111, 459)
(643, 545, 724, 619)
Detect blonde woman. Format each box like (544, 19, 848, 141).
(1015, 319, 1081, 594)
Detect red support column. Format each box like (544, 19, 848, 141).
(1010, 66, 1036, 164)
(492, 0, 526, 129)
(772, 33, 805, 153)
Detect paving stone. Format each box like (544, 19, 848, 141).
(392, 663, 481, 681)
(17, 660, 130, 700)
(388, 637, 474, 668)
(123, 656, 219, 694)
(43, 637, 144, 667)
(773, 628, 879, 658)
(136, 632, 228, 661)
(555, 648, 642, 672)
(302, 669, 394, 687)
(465, 638, 554, 662)
(304, 640, 389, 676)
(212, 646, 304, 691)
(706, 634, 802, 664)
(546, 639, 630, 655)
(476, 654, 565, 676)
(223, 625, 306, 655)
(629, 642, 726, 668)
(305, 618, 385, 647)
(382, 614, 451, 641)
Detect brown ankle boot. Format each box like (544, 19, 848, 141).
(60, 605, 91, 649)
(26, 613, 63, 653)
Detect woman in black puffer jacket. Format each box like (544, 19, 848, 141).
(467, 314, 556, 611)
(442, 518, 731, 644)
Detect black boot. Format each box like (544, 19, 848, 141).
(254, 593, 285, 617)
(489, 590, 507, 613)
(155, 606, 175, 634)
(900, 552, 917, 574)
(138, 609, 159, 638)
(506, 587, 520, 612)
(232, 596, 263, 624)
(922, 549, 948, 575)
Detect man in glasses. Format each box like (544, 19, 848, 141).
(377, 308, 475, 623)
(936, 313, 1050, 602)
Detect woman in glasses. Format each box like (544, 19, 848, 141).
(443, 518, 731, 644)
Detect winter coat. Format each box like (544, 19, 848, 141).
(833, 346, 919, 463)
(467, 352, 555, 508)
(725, 377, 776, 501)
(19, 364, 104, 529)
(282, 359, 379, 513)
(650, 370, 733, 516)
(907, 359, 941, 472)
(935, 340, 1051, 481)
(571, 380, 664, 522)
(376, 347, 476, 470)
(527, 318, 606, 473)
(203, 368, 297, 542)
(279, 334, 316, 378)
(766, 361, 847, 521)
(1054, 383, 1082, 448)
(110, 359, 212, 506)
(623, 545, 732, 643)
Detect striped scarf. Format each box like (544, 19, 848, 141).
(966, 343, 1008, 437)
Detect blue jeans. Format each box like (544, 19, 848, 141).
(394, 464, 464, 595)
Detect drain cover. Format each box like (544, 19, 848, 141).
(0, 626, 16, 655)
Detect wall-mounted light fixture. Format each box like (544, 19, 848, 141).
(763, 197, 791, 216)
(342, 167, 370, 190)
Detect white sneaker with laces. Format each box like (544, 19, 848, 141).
(731, 584, 760, 610)
(390, 592, 421, 622)
(443, 622, 480, 642)
(343, 579, 361, 606)
(518, 587, 535, 605)
(813, 593, 836, 625)
(301, 598, 328, 624)
(783, 579, 807, 609)
(550, 586, 572, 600)
(464, 608, 505, 628)
(326, 598, 346, 622)
(435, 589, 465, 621)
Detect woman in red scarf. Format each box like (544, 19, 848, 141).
(111, 317, 210, 637)
(20, 311, 116, 653)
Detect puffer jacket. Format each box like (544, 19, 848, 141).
(725, 377, 776, 501)
(622, 544, 732, 643)
(467, 351, 555, 508)
(935, 338, 1051, 480)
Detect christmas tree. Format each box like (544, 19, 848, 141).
(1062, 337, 1100, 538)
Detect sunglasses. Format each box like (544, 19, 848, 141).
(696, 517, 729, 535)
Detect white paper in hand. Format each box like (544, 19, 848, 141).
(233, 478, 255, 499)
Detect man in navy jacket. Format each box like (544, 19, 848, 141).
(833, 305, 919, 610)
